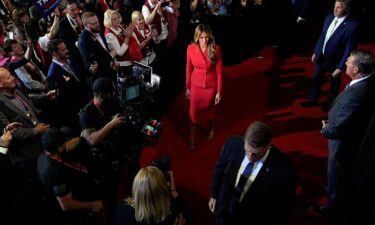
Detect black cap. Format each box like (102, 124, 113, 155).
(42, 127, 72, 152)
(92, 77, 114, 94)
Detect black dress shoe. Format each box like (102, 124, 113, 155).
(300, 101, 319, 108)
(307, 204, 330, 217)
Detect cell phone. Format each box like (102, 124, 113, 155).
(160, 1, 169, 7)
(8, 31, 14, 40)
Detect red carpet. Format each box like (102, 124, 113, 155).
(139, 48, 341, 225)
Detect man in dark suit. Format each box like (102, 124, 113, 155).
(208, 121, 296, 225)
(78, 11, 116, 88)
(301, 0, 358, 111)
(58, 1, 83, 62)
(47, 39, 90, 134)
(0, 67, 53, 223)
(317, 49, 375, 215)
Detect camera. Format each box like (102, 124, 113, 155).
(151, 154, 171, 182)
(160, 0, 170, 7)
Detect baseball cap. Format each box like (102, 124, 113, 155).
(42, 127, 72, 152)
(92, 77, 114, 94)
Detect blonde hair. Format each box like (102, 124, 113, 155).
(81, 11, 96, 26)
(127, 166, 171, 223)
(131, 11, 142, 23)
(103, 10, 122, 28)
(193, 24, 216, 64)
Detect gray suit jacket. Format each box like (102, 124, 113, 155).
(0, 88, 48, 163)
(322, 77, 373, 161)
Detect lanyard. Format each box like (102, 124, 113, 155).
(93, 98, 105, 117)
(47, 152, 88, 174)
(14, 92, 38, 125)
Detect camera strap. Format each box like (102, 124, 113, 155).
(47, 152, 88, 174)
(93, 98, 105, 117)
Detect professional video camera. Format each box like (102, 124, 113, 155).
(116, 62, 157, 107)
(93, 63, 162, 170)
(151, 154, 171, 182)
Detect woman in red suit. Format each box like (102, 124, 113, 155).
(186, 24, 223, 150)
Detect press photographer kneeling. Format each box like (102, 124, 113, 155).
(79, 77, 142, 195)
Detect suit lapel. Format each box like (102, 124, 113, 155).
(0, 90, 35, 123)
(229, 152, 246, 186)
(330, 79, 367, 109)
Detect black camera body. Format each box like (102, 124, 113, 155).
(160, 0, 170, 7)
(151, 155, 171, 182)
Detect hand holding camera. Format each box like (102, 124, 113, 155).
(109, 114, 126, 129)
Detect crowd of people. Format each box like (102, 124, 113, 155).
(0, 0, 375, 224)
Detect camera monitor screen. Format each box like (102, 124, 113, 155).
(133, 61, 152, 83)
(125, 84, 140, 101)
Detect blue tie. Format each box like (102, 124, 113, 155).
(229, 162, 254, 213)
(235, 162, 254, 196)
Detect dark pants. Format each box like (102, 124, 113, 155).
(309, 60, 341, 105)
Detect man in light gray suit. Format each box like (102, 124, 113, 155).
(319, 49, 375, 215)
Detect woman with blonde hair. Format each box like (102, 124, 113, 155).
(104, 9, 142, 75)
(131, 10, 167, 66)
(185, 23, 223, 150)
(116, 166, 186, 225)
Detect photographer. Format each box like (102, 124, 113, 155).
(116, 166, 191, 225)
(37, 128, 106, 225)
(79, 77, 141, 193)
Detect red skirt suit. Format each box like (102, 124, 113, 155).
(186, 44, 223, 125)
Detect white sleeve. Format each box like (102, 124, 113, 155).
(0, 146, 8, 155)
(164, 6, 174, 13)
(38, 34, 51, 51)
(106, 32, 128, 57)
(142, 5, 151, 21)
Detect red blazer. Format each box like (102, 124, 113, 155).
(186, 44, 223, 93)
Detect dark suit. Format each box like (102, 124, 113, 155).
(321, 76, 373, 208)
(310, 13, 358, 104)
(47, 60, 90, 132)
(58, 16, 82, 61)
(77, 29, 115, 87)
(211, 136, 296, 225)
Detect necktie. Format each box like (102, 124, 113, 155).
(322, 18, 338, 54)
(229, 162, 254, 213)
(63, 64, 80, 82)
(328, 19, 338, 38)
(234, 162, 254, 196)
